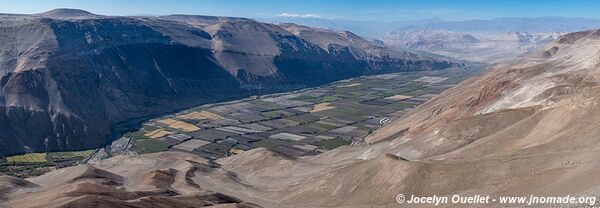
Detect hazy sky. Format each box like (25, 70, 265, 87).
(4, 0, 600, 21)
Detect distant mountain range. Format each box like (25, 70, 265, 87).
(0, 9, 458, 156)
(262, 16, 600, 36)
(398, 16, 600, 33)
(262, 16, 600, 63)
(382, 30, 563, 63)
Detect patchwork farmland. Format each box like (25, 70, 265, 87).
(117, 65, 485, 160)
(1, 65, 485, 177)
(0, 150, 96, 178)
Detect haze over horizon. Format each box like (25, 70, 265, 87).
(4, 0, 600, 22)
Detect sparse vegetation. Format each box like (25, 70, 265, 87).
(136, 139, 170, 154)
(123, 66, 485, 160)
(6, 153, 48, 164)
(47, 150, 95, 162)
(313, 137, 351, 150)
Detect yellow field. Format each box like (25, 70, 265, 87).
(156, 118, 178, 125)
(178, 110, 223, 121)
(310, 102, 336, 112)
(156, 118, 200, 132)
(6, 153, 47, 164)
(229, 148, 246, 155)
(47, 149, 96, 161)
(144, 129, 175, 139)
(384, 94, 413, 101)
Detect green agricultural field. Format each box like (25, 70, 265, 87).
(353, 79, 386, 86)
(344, 98, 365, 104)
(197, 143, 230, 156)
(47, 149, 95, 162)
(395, 86, 422, 94)
(356, 94, 380, 100)
(305, 122, 338, 131)
(320, 95, 344, 102)
(6, 153, 48, 164)
(289, 114, 321, 124)
(251, 138, 301, 148)
(386, 101, 419, 109)
(124, 130, 151, 140)
(136, 139, 169, 154)
(375, 88, 413, 98)
(298, 93, 351, 103)
(404, 89, 429, 96)
(251, 139, 280, 148)
(3, 165, 53, 178)
(336, 114, 368, 123)
(312, 108, 365, 119)
(293, 95, 321, 102)
(418, 88, 446, 95)
(313, 137, 351, 150)
(260, 110, 282, 118)
(261, 110, 294, 118)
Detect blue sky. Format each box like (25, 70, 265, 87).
(4, 0, 600, 21)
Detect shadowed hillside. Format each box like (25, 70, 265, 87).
(0, 9, 459, 156)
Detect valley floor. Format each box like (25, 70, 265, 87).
(102, 65, 485, 161)
(0, 65, 485, 178)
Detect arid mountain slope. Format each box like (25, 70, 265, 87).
(5, 29, 600, 207)
(1, 152, 260, 207)
(0, 9, 458, 156)
(197, 29, 600, 206)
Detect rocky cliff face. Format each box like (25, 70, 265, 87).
(0, 9, 459, 156)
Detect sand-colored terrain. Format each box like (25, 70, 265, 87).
(6, 30, 600, 208)
(310, 102, 336, 112)
(201, 29, 600, 207)
(144, 129, 175, 139)
(157, 119, 201, 132)
(1, 152, 260, 208)
(384, 94, 413, 101)
(178, 110, 224, 121)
